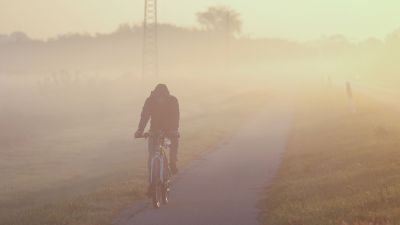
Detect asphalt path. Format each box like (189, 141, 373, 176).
(115, 100, 292, 225)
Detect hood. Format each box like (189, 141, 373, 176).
(151, 83, 170, 98)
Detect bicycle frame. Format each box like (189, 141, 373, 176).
(150, 147, 167, 184)
(149, 134, 170, 185)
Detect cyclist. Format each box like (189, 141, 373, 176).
(134, 84, 180, 181)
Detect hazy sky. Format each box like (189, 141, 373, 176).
(0, 0, 399, 40)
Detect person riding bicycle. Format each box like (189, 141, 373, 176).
(135, 84, 180, 178)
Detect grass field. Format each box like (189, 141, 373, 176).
(262, 87, 400, 225)
(0, 76, 269, 225)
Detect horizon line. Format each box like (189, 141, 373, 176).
(1, 22, 399, 43)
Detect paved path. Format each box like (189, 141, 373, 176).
(116, 100, 292, 225)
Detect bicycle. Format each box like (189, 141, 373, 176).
(138, 131, 171, 208)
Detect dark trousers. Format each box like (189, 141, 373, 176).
(147, 135, 179, 182)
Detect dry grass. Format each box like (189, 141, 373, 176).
(262, 88, 400, 225)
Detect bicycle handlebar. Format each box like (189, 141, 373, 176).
(136, 132, 150, 139)
(136, 131, 180, 139)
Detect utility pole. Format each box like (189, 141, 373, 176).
(346, 81, 356, 113)
(225, 11, 231, 75)
(142, 0, 158, 83)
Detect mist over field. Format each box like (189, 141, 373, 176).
(2, 21, 400, 83)
(1, 3, 400, 225)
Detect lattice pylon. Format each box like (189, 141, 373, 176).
(142, 0, 158, 83)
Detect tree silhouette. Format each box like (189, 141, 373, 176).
(386, 28, 400, 47)
(196, 6, 242, 36)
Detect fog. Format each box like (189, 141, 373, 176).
(1, 7, 400, 225)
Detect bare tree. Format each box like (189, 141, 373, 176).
(196, 6, 242, 36)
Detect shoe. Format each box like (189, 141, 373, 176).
(170, 163, 178, 175)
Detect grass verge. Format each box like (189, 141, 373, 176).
(262, 88, 400, 225)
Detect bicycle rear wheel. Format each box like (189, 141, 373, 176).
(162, 180, 170, 204)
(152, 160, 162, 208)
(161, 150, 170, 204)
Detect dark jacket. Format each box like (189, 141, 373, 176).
(138, 87, 180, 132)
